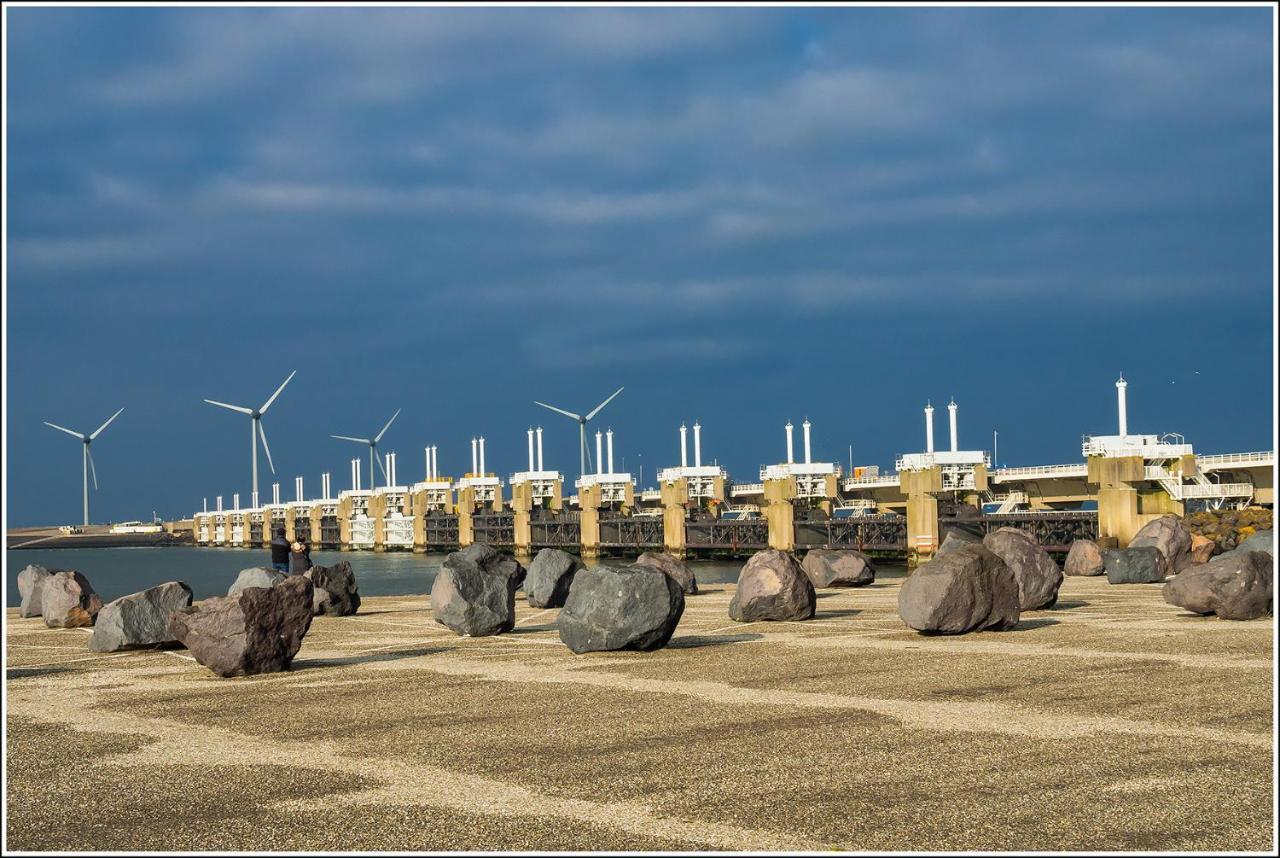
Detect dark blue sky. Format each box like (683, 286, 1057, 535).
(5, 6, 1275, 526)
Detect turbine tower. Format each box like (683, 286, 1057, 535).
(533, 387, 624, 479)
(204, 371, 296, 507)
(331, 409, 401, 488)
(43, 407, 124, 526)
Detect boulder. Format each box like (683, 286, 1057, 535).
(898, 543, 1020, 634)
(557, 564, 685, 653)
(228, 567, 287, 597)
(17, 564, 53, 618)
(1190, 533, 1217, 565)
(430, 543, 524, 636)
(728, 549, 816, 623)
(801, 549, 876, 587)
(1104, 546, 1168, 584)
(1129, 515, 1193, 574)
(1234, 529, 1274, 560)
(89, 582, 194, 652)
(306, 561, 361, 616)
(936, 528, 983, 556)
(1163, 550, 1272, 621)
(167, 576, 314, 677)
(634, 551, 698, 594)
(524, 549, 584, 608)
(40, 571, 103, 629)
(1063, 539, 1106, 577)
(982, 527, 1063, 610)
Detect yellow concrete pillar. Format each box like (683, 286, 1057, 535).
(902, 468, 942, 568)
(579, 483, 602, 559)
(369, 493, 387, 552)
(1088, 455, 1145, 546)
(511, 482, 533, 559)
(661, 477, 688, 557)
(764, 476, 796, 552)
(457, 486, 476, 547)
(308, 506, 322, 545)
(338, 495, 354, 551)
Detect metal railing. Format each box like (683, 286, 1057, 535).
(730, 483, 764, 496)
(1197, 451, 1274, 468)
(992, 463, 1087, 481)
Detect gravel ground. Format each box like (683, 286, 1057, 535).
(5, 574, 1274, 851)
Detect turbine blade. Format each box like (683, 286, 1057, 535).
(204, 399, 253, 415)
(89, 407, 125, 440)
(259, 422, 276, 475)
(375, 450, 389, 482)
(259, 370, 296, 414)
(43, 421, 85, 440)
(331, 434, 371, 444)
(88, 447, 99, 491)
(375, 409, 401, 443)
(534, 401, 581, 421)
(584, 386, 624, 421)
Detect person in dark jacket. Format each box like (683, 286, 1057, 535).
(288, 538, 312, 575)
(269, 529, 291, 572)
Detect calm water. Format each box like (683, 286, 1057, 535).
(5, 547, 784, 605)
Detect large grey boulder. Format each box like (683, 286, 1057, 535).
(524, 549, 584, 608)
(167, 576, 314, 677)
(1064, 539, 1106, 577)
(1163, 550, 1273, 621)
(430, 543, 524, 636)
(1232, 529, 1274, 560)
(802, 549, 876, 588)
(306, 561, 360, 616)
(1104, 546, 1168, 584)
(40, 571, 103, 629)
(728, 549, 816, 623)
(982, 527, 1063, 610)
(1129, 515, 1193, 574)
(557, 564, 685, 653)
(17, 565, 53, 618)
(936, 528, 983, 556)
(89, 582, 193, 652)
(898, 543, 1020, 635)
(228, 567, 287, 597)
(634, 551, 698, 595)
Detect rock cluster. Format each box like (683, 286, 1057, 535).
(729, 549, 815, 622)
(89, 582, 193, 652)
(17, 565, 54, 618)
(430, 543, 525, 636)
(40, 571, 103, 628)
(898, 543, 1020, 634)
(634, 551, 699, 594)
(558, 563, 685, 653)
(1128, 515, 1193, 574)
(524, 549, 584, 608)
(981, 527, 1063, 610)
(801, 549, 876, 587)
(168, 576, 314, 677)
(1163, 550, 1273, 621)
(306, 561, 360, 616)
(1063, 539, 1105, 577)
(1184, 506, 1274, 554)
(228, 567, 287, 597)
(1104, 546, 1168, 584)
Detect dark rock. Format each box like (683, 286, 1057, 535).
(801, 549, 876, 587)
(17, 564, 53, 618)
(982, 527, 1063, 610)
(1104, 546, 1168, 584)
(89, 582, 193, 652)
(898, 543, 1020, 634)
(557, 564, 685, 653)
(634, 551, 698, 595)
(167, 576, 314, 677)
(228, 567, 287, 597)
(1163, 550, 1273, 621)
(430, 543, 523, 636)
(524, 549, 584, 608)
(1129, 515, 1193, 574)
(1234, 529, 1274, 559)
(728, 549, 816, 622)
(305, 561, 360, 616)
(40, 571, 103, 629)
(936, 528, 983, 556)
(1063, 539, 1106, 577)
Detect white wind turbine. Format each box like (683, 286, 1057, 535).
(331, 409, 401, 488)
(43, 407, 125, 526)
(204, 371, 296, 507)
(534, 386, 624, 479)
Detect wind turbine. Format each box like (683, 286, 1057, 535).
(43, 407, 124, 526)
(203, 371, 296, 506)
(534, 387, 624, 479)
(331, 409, 401, 488)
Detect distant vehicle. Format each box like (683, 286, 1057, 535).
(58, 525, 83, 535)
(109, 521, 164, 535)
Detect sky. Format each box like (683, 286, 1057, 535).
(4, 5, 1275, 526)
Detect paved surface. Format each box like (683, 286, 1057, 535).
(5, 574, 1274, 851)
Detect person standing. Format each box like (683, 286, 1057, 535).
(289, 538, 312, 575)
(269, 528, 291, 572)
